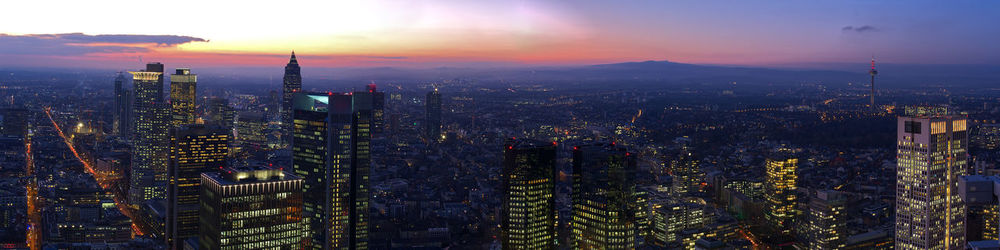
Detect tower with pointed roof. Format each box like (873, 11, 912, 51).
(281, 52, 302, 148)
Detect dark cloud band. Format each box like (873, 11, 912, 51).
(0, 33, 207, 56)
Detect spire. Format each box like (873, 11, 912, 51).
(289, 51, 298, 64)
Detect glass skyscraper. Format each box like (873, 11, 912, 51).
(764, 155, 797, 235)
(170, 68, 197, 127)
(571, 143, 638, 249)
(424, 89, 441, 141)
(292, 92, 372, 249)
(281, 52, 302, 146)
(167, 124, 229, 248)
(501, 139, 557, 249)
(129, 62, 170, 205)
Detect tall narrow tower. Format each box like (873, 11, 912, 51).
(281, 52, 302, 147)
(869, 57, 878, 110)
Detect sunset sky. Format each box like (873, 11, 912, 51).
(1, 0, 998, 69)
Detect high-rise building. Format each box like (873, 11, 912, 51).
(198, 166, 304, 250)
(170, 68, 197, 127)
(235, 111, 268, 151)
(501, 139, 557, 249)
(292, 92, 372, 249)
(367, 83, 385, 136)
(807, 190, 847, 249)
(166, 124, 228, 249)
(669, 141, 702, 197)
(424, 89, 441, 141)
(207, 97, 235, 128)
(764, 155, 797, 235)
(571, 143, 638, 249)
(113, 72, 130, 136)
(651, 202, 707, 247)
(0, 108, 27, 138)
(129, 63, 171, 205)
(896, 114, 968, 249)
(281, 52, 302, 145)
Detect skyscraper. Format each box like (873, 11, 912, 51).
(424, 89, 441, 141)
(113, 72, 130, 136)
(198, 166, 304, 250)
(167, 124, 228, 249)
(281, 52, 302, 145)
(669, 141, 702, 197)
(367, 83, 385, 136)
(292, 92, 372, 249)
(764, 155, 797, 235)
(170, 68, 197, 127)
(501, 139, 557, 249)
(0, 108, 27, 138)
(571, 143, 638, 249)
(896, 114, 968, 249)
(807, 190, 847, 249)
(129, 63, 171, 205)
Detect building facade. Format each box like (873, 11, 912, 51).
(895, 114, 968, 249)
(128, 63, 170, 205)
(501, 139, 557, 249)
(571, 143, 638, 249)
(292, 92, 372, 249)
(764, 155, 797, 235)
(424, 89, 441, 141)
(170, 68, 197, 127)
(167, 124, 229, 248)
(198, 167, 304, 250)
(281, 52, 301, 146)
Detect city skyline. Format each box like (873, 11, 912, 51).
(4, 2, 1000, 250)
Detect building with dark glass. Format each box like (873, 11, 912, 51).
(367, 83, 385, 136)
(170, 68, 197, 127)
(129, 62, 171, 205)
(571, 143, 638, 249)
(113, 72, 132, 137)
(501, 139, 557, 249)
(292, 92, 372, 249)
(198, 166, 304, 250)
(167, 124, 229, 248)
(424, 89, 441, 141)
(281, 52, 302, 145)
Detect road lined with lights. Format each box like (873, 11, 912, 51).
(44, 107, 145, 237)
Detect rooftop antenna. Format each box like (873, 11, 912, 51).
(869, 56, 878, 110)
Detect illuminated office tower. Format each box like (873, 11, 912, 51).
(896, 114, 968, 249)
(198, 166, 304, 250)
(129, 62, 170, 205)
(424, 89, 441, 141)
(764, 155, 797, 235)
(571, 143, 638, 249)
(501, 139, 557, 249)
(292, 92, 372, 249)
(281, 52, 301, 144)
(807, 190, 846, 249)
(669, 144, 702, 196)
(651, 202, 706, 247)
(166, 124, 228, 249)
(170, 68, 197, 127)
(113, 72, 132, 136)
(367, 83, 385, 136)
